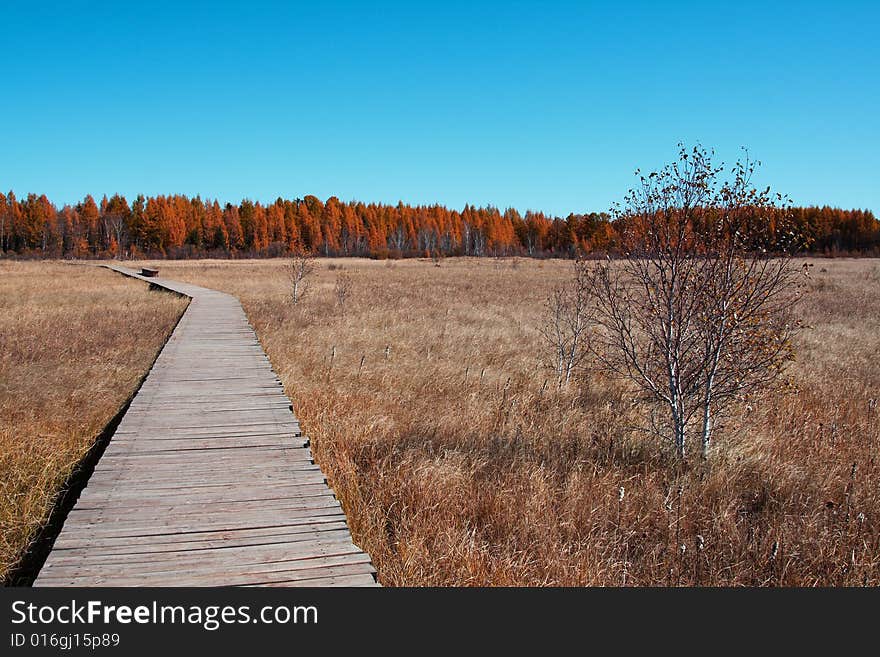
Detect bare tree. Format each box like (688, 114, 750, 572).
(540, 258, 595, 386)
(286, 247, 315, 305)
(334, 271, 353, 314)
(102, 214, 127, 259)
(590, 145, 804, 458)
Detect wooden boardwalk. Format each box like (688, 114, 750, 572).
(35, 265, 377, 587)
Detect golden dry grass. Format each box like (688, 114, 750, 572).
(132, 257, 879, 585)
(0, 262, 187, 582)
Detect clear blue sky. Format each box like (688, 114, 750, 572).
(1, 1, 877, 216)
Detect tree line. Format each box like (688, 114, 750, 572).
(0, 190, 877, 259)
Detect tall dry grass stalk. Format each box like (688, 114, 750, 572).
(134, 257, 879, 585)
(0, 262, 186, 582)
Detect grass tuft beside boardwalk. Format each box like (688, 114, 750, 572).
(0, 261, 187, 582)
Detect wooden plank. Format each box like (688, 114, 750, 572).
(80, 478, 326, 495)
(36, 552, 373, 585)
(79, 472, 323, 488)
(33, 265, 377, 587)
(48, 516, 349, 542)
(51, 523, 353, 552)
(76, 487, 334, 506)
(38, 537, 364, 570)
(38, 562, 378, 588)
(68, 497, 342, 521)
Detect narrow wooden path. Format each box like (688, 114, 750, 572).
(35, 265, 377, 586)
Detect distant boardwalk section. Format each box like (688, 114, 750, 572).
(35, 265, 377, 586)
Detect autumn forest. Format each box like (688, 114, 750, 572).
(1, 191, 878, 260)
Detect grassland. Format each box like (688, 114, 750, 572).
(4, 257, 876, 586)
(130, 256, 878, 586)
(0, 262, 187, 582)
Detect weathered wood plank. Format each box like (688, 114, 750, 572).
(38, 538, 364, 570)
(52, 523, 353, 552)
(47, 515, 349, 542)
(38, 562, 379, 588)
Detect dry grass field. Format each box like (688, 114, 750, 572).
(131, 256, 878, 586)
(0, 262, 187, 582)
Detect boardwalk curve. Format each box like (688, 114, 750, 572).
(35, 265, 377, 586)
